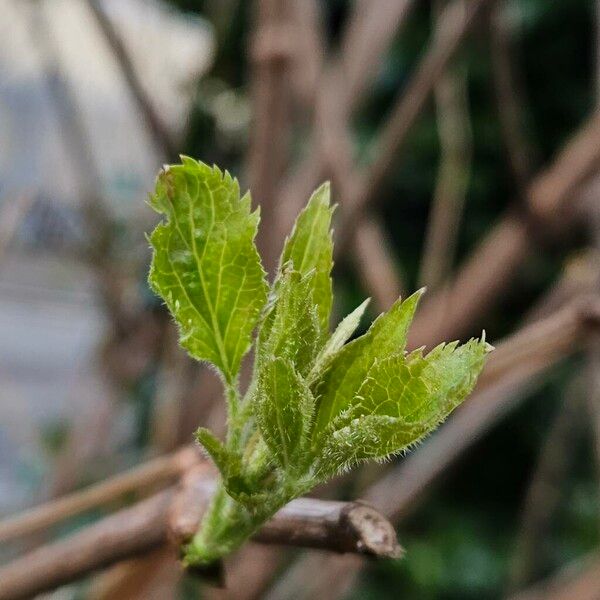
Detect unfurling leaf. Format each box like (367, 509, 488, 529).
(148, 158, 268, 384)
(256, 357, 314, 471)
(195, 427, 234, 476)
(308, 298, 370, 382)
(257, 268, 321, 377)
(279, 182, 334, 335)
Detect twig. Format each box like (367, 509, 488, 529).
(0, 491, 175, 600)
(334, 0, 492, 253)
(419, 0, 473, 291)
(408, 112, 600, 349)
(489, 2, 537, 195)
(248, 0, 293, 273)
(507, 386, 584, 590)
(276, 0, 417, 234)
(353, 217, 404, 310)
(0, 470, 400, 600)
(84, 0, 177, 159)
(169, 466, 402, 558)
(89, 547, 179, 600)
(286, 0, 324, 110)
(507, 553, 600, 600)
(0, 447, 198, 545)
(527, 112, 600, 222)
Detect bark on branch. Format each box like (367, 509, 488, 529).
(0, 464, 400, 600)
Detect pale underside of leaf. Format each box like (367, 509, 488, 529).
(148, 158, 268, 383)
(316, 414, 428, 477)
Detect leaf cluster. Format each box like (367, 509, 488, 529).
(148, 158, 492, 564)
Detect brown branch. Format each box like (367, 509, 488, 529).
(0, 468, 400, 600)
(315, 70, 403, 309)
(0, 491, 175, 600)
(84, 0, 177, 159)
(169, 466, 402, 558)
(248, 0, 293, 273)
(419, 0, 473, 291)
(527, 112, 600, 222)
(89, 547, 180, 600)
(507, 387, 584, 591)
(335, 0, 492, 253)
(0, 447, 197, 545)
(408, 111, 600, 349)
(507, 553, 600, 600)
(489, 2, 537, 195)
(338, 0, 417, 111)
(353, 217, 404, 311)
(275, 0, 417, 237)
(286, 0, 324, 110)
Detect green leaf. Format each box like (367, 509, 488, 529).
(148, 158, 268, 383)
(312, 289, 424, 437)
(279, 183, 334, 335)
(316, 415, 426, 477)
(196, 427, 261, 503)
(257, 268, 321, 377)
(316, 336, 491, 476)
(256, 357, 314, 471)
(308, 298, 370, 383)
(342, 337, 490, 425)
(195, 427, 237, 477)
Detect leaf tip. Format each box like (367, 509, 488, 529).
(481, 330, 495, 352)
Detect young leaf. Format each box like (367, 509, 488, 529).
(279, 183, 334, 335)
(148, 158, 268, 384)
(196, 427, 260, 503)
(312, 289, 424, 437)
(258, 268, 321, 377)
(195, 427, 237, 477)
(308, 298, 370, 382)
(338, 337, 490, 426)
(316, 337, 491, 476)
(255, 357, 314, 471)
(316, 414, 427, 477)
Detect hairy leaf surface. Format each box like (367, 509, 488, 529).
(195, 427, 239, 477)
(316, 337, 491, 475)
(257, 268, 321, 377)
(256, 357, 314, 470)
(279, 183, 334, 335)
(312, 290, 424, 437)
(316, 414, 426, 477)
(148, 158, 268, 383)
